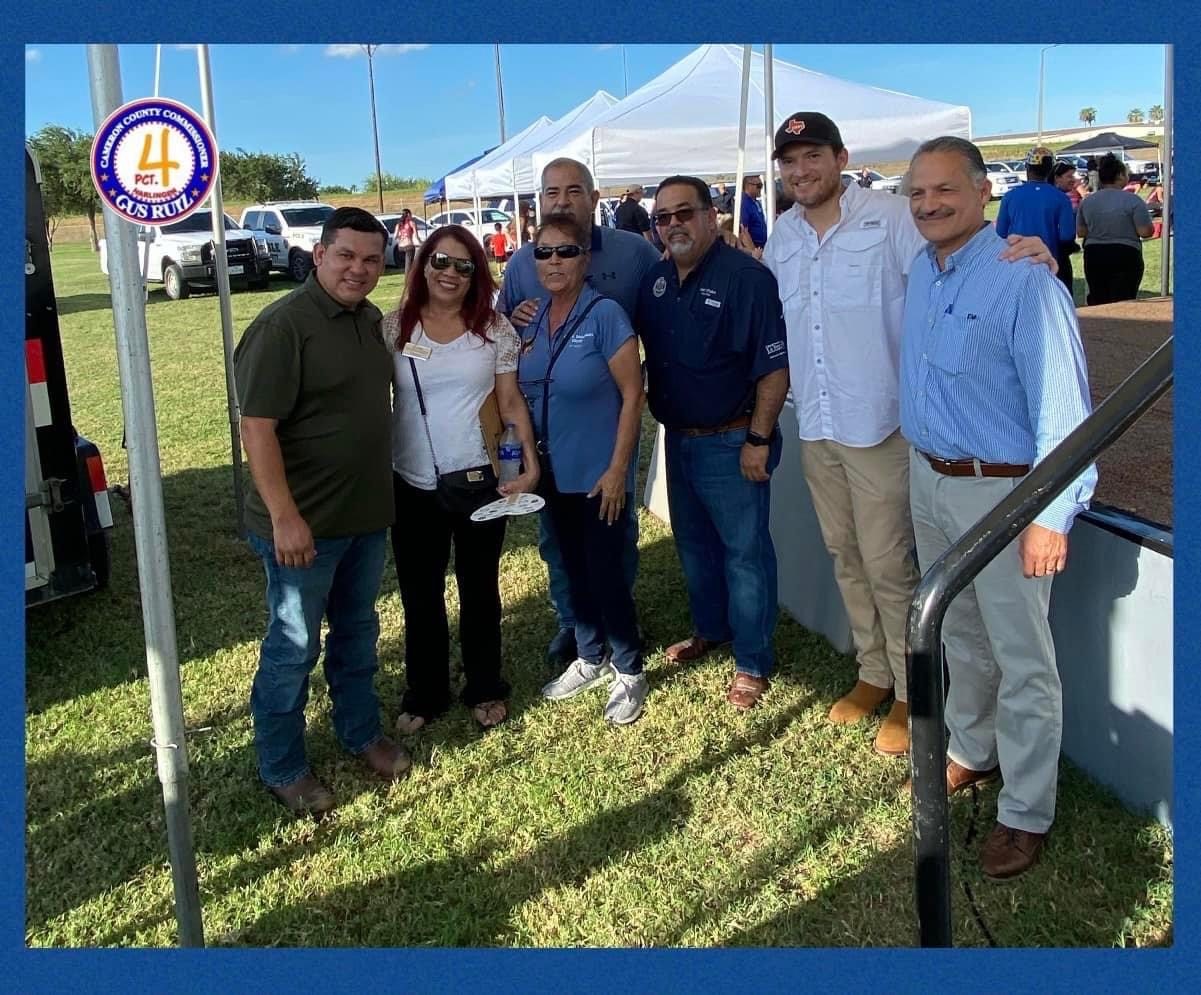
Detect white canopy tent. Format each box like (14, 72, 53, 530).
(531, 44, 972, 188)
(443, 113, 555, 200)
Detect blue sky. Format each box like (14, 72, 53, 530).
(25, 43, 1166, 190)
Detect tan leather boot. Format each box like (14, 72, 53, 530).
(827, 680, 891, 724)
(873, 700, 909, 755)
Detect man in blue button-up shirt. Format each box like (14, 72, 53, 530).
(637, 175, 789, 710)
(899, 136, 1096, 881)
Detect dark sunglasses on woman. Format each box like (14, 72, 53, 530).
(429, 252, 475, 275)
(533, 244, 586, 260)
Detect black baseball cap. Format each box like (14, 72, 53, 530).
(772, 111, 843, 158)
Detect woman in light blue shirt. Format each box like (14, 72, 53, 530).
(518, 217, 647, 725)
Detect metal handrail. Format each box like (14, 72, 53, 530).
(906, 336, 1174, 947)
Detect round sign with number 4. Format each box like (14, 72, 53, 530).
(91, 97, 219, 227)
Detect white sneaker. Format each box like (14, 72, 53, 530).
(541, 658, 614, 701)
(604, 672, 648, 725)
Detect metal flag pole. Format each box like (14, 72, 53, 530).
(494, 43, 507, 143)
(732, 44, 752, 238)
(86, 43, 205, 948)
(763, 44, 775, 237)
(140, 44, 163, 302)
(1160, 44, 1172, 297)
(197, 43, 246, 538)
(364, 45, 385, 214)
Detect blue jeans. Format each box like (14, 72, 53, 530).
(665, 427, 781, 679)
(540, 496, 639, 629)
(247, 529, 387, 787)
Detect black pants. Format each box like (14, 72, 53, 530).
(543, 471, 643, 675)
(1083, 243, 1143, 306)
(1055, 251, 1074, 296)
(402, 246, 416, 273)
(391, 474, 510, 719)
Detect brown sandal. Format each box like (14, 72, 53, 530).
(472, 700, 508, 729)
(727, 673, 769, 711)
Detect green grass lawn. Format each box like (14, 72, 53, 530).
(25, 243, 1172, 948)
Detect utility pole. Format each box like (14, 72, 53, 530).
(494, 43, 507, 143)
(363, 44, 385, 212)
(1037, 44, 1059, 144)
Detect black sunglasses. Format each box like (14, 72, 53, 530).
(653, 206, 699, 227)
(429, 252, 475, 275)
(533, 244, 587, 260)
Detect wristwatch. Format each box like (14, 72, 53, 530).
(744, 430, 772, 447)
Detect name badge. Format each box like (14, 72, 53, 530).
(704, 298, 722, 309)
(402, 342, 433, 361)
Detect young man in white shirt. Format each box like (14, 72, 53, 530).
(762, 112, 1055, 757)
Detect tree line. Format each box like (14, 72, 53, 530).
(27, 124, 427, 250)
(1077, 105, 1164, 125)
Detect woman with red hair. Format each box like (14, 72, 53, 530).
(384, 225, 539, 733)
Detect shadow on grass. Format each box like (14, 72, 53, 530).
(55, 292, 114, 316)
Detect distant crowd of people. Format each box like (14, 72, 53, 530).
(233, 110, 1101, 886)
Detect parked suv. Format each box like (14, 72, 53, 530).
(238, 201, 336, 282)
(98, 209, 276, 300)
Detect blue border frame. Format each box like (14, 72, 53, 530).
(8, 6, 1195, 989)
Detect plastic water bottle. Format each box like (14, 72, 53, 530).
(498, 423, 522, 485)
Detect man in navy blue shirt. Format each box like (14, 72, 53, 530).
(499, 158, 661, 667)
(637, 175, 790, 710)
(739, 174, 768, 248)
(996, 148, 1077, 294)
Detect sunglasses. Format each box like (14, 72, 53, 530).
(652, 206, 699, 227)
(429, 252, 475, 275)
(533, 244, 586, 260)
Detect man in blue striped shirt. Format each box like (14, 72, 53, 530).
(899, 136, 1097, 881)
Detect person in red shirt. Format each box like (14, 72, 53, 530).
(488, 222, 512, 272)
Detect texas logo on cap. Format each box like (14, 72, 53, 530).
(785, 117, 806, 135)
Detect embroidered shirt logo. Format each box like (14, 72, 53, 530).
(860, 219, 882, 228)
(765, 340, 786, 357)
(652, 276, 667, 298)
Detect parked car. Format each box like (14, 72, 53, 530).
(99, 209, 276, 300)
(1003, 159, 1029, 173)
(238, 201, 336, 281)
(985, 162, 1024, 199)
(376, 213, 430, 269)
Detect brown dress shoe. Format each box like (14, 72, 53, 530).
(902, 759, 1001, 796)
(727, 672, 769, 710)
(946, 759, 1001, 795)
(828, 679, 891, 724)
(269, 773, 336, 819)
(873, 700, 909, 756)
(980, 822, 1048, 879)
(666, 635, 728, 663)
(359, 735, 412, 781)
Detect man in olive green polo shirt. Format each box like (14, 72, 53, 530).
(235, 206, 408, 818)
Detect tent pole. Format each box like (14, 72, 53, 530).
(763, 44, 775, 236)
(733, 44, 752, 238)
(86, 43, 205, 949)
(513, 161, 522, 248)
(197, 44, 246, 540)
(1161, 44, 1172, 297)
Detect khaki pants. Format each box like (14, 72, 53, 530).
(908, 449, 1061, 833)
(800, 429, 919, 700)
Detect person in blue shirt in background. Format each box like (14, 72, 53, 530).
(900, 136, 1095, 881)
(996, 147, 1078, 295)
(499, 158, 660, 670)
(638, 175, 790, 711)
(521, 216, 648, 725)
(739, 174, 768, 249)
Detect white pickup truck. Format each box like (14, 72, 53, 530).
(238, 201, 336, 281)
(99, 209, 278, 300)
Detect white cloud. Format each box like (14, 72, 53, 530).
(324, 43, 429, 58)
(26, 48, 41, 62)
(280, 44, 303, 54)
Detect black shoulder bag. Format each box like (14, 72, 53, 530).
(408, 357, 499, 518)
(518, 296, 604, 483)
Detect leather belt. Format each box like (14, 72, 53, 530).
(921, 452, 1030, 478)
(675, 414, 752, 438)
